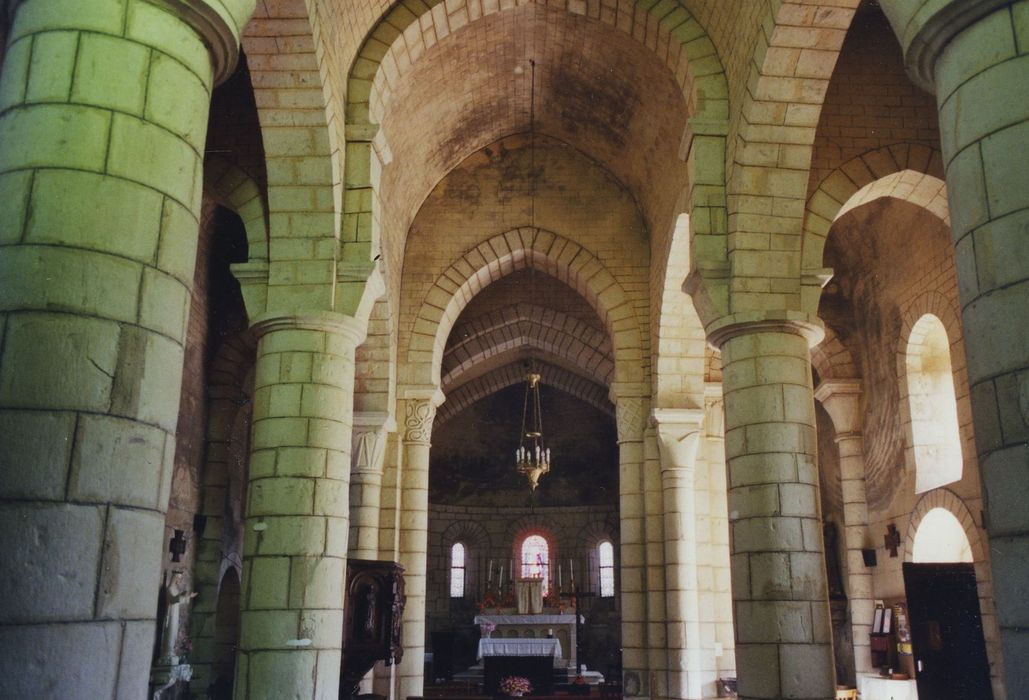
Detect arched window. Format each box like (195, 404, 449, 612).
(598, 541, 615, 598)
(906, 314, 963, 493)
(450, 542, 466, 598)
(913, 508, 972, 563)
(520, 534, 550, 594)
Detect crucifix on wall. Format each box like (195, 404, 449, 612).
(884, 523, 901, 557)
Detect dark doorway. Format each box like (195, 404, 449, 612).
(903, 563, 992, 700)
(209, 569, 241, 699)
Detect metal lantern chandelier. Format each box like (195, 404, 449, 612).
(516, 372, 551, 490)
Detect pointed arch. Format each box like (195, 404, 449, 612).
(406, 227, 645, 390)
(436, 362, 613, 428)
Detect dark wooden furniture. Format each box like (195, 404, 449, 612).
(340, 559, 406, 699)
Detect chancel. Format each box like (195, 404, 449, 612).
(0, 2, 1027, 700)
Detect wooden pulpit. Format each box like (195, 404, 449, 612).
(340, 559, 406, 699)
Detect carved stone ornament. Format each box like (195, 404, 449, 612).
(616, 397, 646, 444)
(404, 399, 436, 445)
(352, 429, 386, 475)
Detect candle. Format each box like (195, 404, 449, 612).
(570, 559, 574, 581)
(559, 564, 562, 588)
(499, 565, 504, 585)
(489, 559, 494, 581)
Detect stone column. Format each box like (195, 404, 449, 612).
(643, 426, 670, 700)
(0, 1, 251, 696)
(700, 384, 736, 685)
(652, 408, 706, 700)
(616, 395, 650, 698)
(709, 318, 835, 700)
(236, 313, 365, 699)
(350, 412, 394, 694)
(350, 412, 395, 560)
(397, 393, 440, 700)
(882, 2, 1029, 693)
(814, 380, 874, 675)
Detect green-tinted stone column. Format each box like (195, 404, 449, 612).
(0, 1, 250, 696)
(235, 313, 365, 699)
(935, 5, 1029, 695)
(711, 320, 834, 700)
(882, 1, 1029, 692)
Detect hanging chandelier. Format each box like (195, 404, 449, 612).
(516, 372, 551, 490)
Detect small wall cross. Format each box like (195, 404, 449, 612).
(169, 529, 187, 562)
(884, 523, 901, 557)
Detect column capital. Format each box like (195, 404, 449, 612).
(615, 395, 649, 444)
(352, 413, 394, 476)
(706, 311, 824, 350)
(146, 0, 253, 84)
(814, 379, 863, 436)
(403, 399, 437, 446)
(249, 311, 367, 346)
(650, 408, 705, 472)
(880, 0, 1011, 91)
(353, 410, 397, 433)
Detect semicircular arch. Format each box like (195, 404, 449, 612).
(803, 146, 946, 272)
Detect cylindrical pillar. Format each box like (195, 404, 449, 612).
(350, 412, 394, 560)
(643, 427, 669, 700)
(893, 3, 1029, 694)
(711, 320, 835, 700)
(616, 396, 650, 698)
(0, 1, 249, 696)
(652, 409, 706, 700)
(814, 380, 874, 675)
(236, 313, 365, 699)
(396, 395, 439, 700)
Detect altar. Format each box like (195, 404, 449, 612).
(473, 613, 578, 670)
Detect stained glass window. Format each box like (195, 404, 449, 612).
(599, 540, 615, 597)
(450, 542, 466, 598)
(521, 534, 550, 595)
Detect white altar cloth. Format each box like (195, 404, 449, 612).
(475, 614, 576, 625)
(477, 638, 563, 661)
(856, 674, 918, 700)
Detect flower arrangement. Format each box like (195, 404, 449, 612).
(499, 676, 532, 696)
(479, 620, 496, 637)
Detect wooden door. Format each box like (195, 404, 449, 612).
(902, 563, 992, 700)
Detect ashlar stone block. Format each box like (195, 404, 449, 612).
(69, 414, 166, 509)
(72, 32, 149, 115)
(96, 507, 165, 619)
(0, 410, 76, 500)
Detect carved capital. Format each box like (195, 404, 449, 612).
(814, 379, 863, 436)
(403, 399, 436, 446)
(352, 412, 395, 476)
(615, 397, 647, 444)
(703, 383, 725, 437)
(650, 408, 705, 472)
